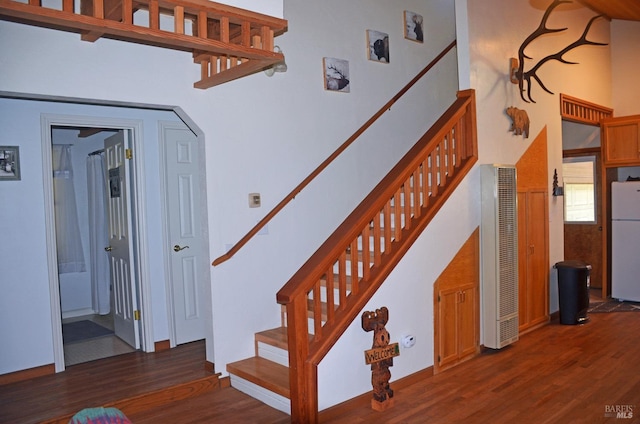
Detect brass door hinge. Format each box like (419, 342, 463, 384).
(126, 148, 133, 160)
(134, 310, 140, 320)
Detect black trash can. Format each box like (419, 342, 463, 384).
(554, 260, 591, 325)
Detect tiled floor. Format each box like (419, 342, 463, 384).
(589, 287, 603, 303)
(62, 313, 136, 366)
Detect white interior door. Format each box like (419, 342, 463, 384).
(163, 125, 206, 345)
(105, 131, 139, 348)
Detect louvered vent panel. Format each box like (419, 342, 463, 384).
(481, 164, 519, 349)
(499, 315, 519, 346)
(496, 167, 518, 319)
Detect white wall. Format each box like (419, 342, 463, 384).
(562, 121, 600, 150)
(611, 20, 640, 116)
(0, 0, 465, 407)
(467, 0, 612, 314)
(221, 0, 283, 18)
(0, 97, 181, 374)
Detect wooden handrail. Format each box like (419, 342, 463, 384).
(211, 39, 457, 266)
(280, 89, 477, 423)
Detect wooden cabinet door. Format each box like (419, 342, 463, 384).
(434, 229, 480, 374)
(437, 287, 461, 370)
(526, 191, 549, 328)
(602, 116, 640, 165)
(458, 283, 479, 360)
(518, 190, 549, 332)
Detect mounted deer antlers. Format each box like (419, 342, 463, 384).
(514, 0, 607, 103)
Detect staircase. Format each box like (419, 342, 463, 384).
(0, 0, 287, 88)
(226, 89, 478, 422)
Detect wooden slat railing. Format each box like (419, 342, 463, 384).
(560, 93, 613, 125)
(278, 89, 477, 423)
(0, 0, 287, 88)
(212, 40, 457, 266)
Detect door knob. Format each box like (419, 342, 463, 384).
(104, 246, 112, 252)
(173, 245, 190, 252)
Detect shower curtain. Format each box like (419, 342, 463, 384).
(52, 145, 86, 274)
(87, 152, 111, 315)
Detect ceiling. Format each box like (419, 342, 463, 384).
(577, 0, 640, 21)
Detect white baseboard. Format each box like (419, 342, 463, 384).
(61, 308, 95, 319)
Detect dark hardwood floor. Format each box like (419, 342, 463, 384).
(319, 311, 640, 423)
(0, 340, 219, 424)
(2, 311, 639, 423)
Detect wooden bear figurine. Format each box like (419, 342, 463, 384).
(362, 307, 394, 409)
(506, 106, 530, 138)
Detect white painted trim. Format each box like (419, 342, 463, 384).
(128, 121, 156, 354)
(41, 113, 153, 372)
(61, 308, 96, 319)
(41, 121, 64, 372)
(257, 341, 289, 367)
(230, 374, 291, 415)
(158, 121, 177, 348)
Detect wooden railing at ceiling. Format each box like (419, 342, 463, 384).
(560, 93, 613, 126)
(0, 0, 287, 88)
(279, 88, 477, 422)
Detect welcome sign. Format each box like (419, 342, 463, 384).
(364, 342, 400, 365)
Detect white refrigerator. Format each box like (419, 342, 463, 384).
(611, 181, 640, 302)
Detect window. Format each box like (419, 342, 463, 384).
(562, 156, 596, 223)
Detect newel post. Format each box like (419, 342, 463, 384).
(286, 296, 319, 423)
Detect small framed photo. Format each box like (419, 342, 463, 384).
(404, 11, 424, 43)
(367, 30, 389, 63)
(323, 57, 350, 93)
(0, 146, 20, 181)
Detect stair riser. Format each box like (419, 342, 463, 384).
(257, 341, 289, 367)
(230, 375, 291, 415)
(41, 375, 220, 424)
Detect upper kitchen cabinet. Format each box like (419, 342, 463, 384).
(602, 116, 640, 167)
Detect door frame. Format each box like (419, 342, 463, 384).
(41, 113, 153, 372)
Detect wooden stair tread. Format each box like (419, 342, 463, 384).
(255, 326, 314, 351)
(255, 327, 289, 350)
(281, 299, 330, 322)
(320, 273, 354, 288)
(227, 357, 290, 399)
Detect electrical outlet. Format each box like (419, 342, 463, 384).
(401, 335, 416, 348)
(249, 193, 261, 208)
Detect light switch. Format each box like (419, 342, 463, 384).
(249, 193, 261, 208)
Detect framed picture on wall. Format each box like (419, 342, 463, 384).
(367, 30, 389, 63)
(0, 146, 20, 181)
(404, 11, 424, 43)
(323, 57, 350, 93)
